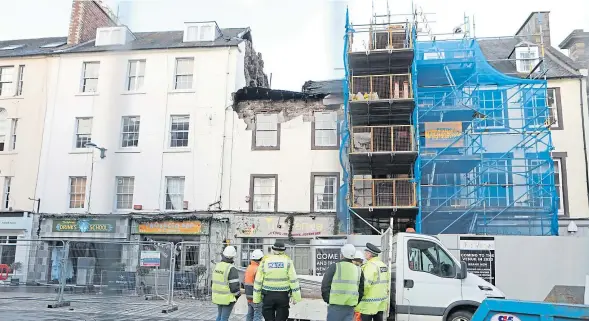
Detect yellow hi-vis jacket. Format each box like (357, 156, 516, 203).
(212, 261, 240, 305)
(329, 261, 362, 306)
(356, 257, 390, 315)
(252, 253, 302, 304)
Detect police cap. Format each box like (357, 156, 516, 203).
(365, 243, 381, 255)
(272, 241, 286, 251)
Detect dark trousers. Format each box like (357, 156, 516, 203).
(262, 291, 290, 321)
(361, 311, 384, 321)
(327, 305, 355, 321)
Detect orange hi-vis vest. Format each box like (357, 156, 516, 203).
(244, 261, 260, 302)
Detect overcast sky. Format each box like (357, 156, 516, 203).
(0, 0, 588, 91)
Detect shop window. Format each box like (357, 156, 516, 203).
(0, 236, 17, 266)
(240, 238, 263, 267)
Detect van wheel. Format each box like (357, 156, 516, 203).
(448, 310, 474, 321)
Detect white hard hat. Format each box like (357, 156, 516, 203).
(341, 244, 356, 260)
(223, 246, 237, 258)
(354, 250, 364, 260)
(251, 249, 264, 260)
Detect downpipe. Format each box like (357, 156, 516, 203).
(579, 77, 589, 208)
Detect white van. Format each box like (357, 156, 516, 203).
(385, 232, 505, 321)
(235, 231, 505, 321)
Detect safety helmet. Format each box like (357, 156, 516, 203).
(251, 249, 264, 260)
(341, 244, 356, 260)
(222, 245, 237, 258)
(353, 250, 364, 261)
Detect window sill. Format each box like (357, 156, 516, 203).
(69, 149, 92, 155)
(0, 96, 24, 100)
(115, 149, 141, 154)
(0, 151, 17, 155)
(121, 91, 147, 96)
(311, 145, 339, 151)
(163, 148, 191, 153)
(168, 89, 195, 94)
(76, 92, 100, 97)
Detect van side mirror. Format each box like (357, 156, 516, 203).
(458, 261, 468, 279)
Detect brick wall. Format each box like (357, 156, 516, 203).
(67, 0, 117, 45)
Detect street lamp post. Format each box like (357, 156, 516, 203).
(85, 142, 107, 214)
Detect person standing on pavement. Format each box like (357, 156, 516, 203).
(253, 241, 302, 321)
(356, 243, 390, 321)
(244, 249, 265, 321)
(321, 244, 365, 321)
(352, 250, 365, 266)
(212, 246, 241, 321)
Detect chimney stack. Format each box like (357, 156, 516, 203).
(515, 12, 551, 46)
(67, 0, 118, 46)
(559, 29, 589, 67)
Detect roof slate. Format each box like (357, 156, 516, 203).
(477, 37, 581, 79)
(0, 28, 250, 59)
(0, 37, 67, 58)
(301, 79, 344, 95)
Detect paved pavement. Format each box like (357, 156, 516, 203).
(0, 293, 247, 321)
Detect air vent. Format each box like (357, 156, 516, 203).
(0, 45, 24, 50)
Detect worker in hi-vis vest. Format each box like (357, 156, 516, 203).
(212, 246, 241, 321)
(356, 243, 390, 321)
(244, 249, 265, 321)
(253, 241, 301, 321)
(321, 244, 365, 321)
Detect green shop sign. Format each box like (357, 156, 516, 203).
(52, 219, 116, 233)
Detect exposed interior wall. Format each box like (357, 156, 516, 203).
(244, 40, 269, 88)
(233, 100, 338, 129)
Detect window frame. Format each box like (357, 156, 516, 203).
(68, 176, 87, 209)
(310, 172, 340, 212)
(126, 60, 146, 92)
(474, 88, 508, 131)
(3, 176, 11, 209)
(0, 236, 17, 266)
(252, 113, 281, 151)
(81, 61, 100, 93)
(164, 176, 186, 211)
(15, 65, 24, 96)
(9, 118, 17, 151)
(552, 152, 569, 216)
(74, 117, 93, 149)
(174, 58, 194, 90)
(407, 239, 458, 279)
(547, 88, 563, 130)
(311, 111, 339, 150)
(249, 174, 278, 212)
(169, 115, 190, 148)
(0, 66, 14, 97)
(240, 237, 264, 268)
(515, 46, 540, 74)
(120, 116, 140, 148)
(115, 176, 135, 210)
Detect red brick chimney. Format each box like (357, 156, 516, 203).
(67, 0, 118, 45)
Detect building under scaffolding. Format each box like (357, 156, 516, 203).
(340, 6, 558, 235)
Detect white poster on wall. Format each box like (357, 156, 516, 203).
(459, 236, 496, 285)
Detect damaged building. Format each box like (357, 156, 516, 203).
(226, 83, 343, 271)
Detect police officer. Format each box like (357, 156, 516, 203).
(212, 246, 241, 321)
(321, 244, 365, 321)
(357, 243, 389, 321)
(253, 241, 301, 321)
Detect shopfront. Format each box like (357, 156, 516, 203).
(232, 215, 335, 273)
(37, 215, 130, 285)
(131, 218, 212, 271)
(0, 212, 33, 282)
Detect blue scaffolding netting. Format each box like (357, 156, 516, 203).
(414, 38, 558, 235)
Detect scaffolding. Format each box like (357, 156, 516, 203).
(340, 4, 559, 236)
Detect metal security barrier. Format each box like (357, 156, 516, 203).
(0, 239, 178, 313)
